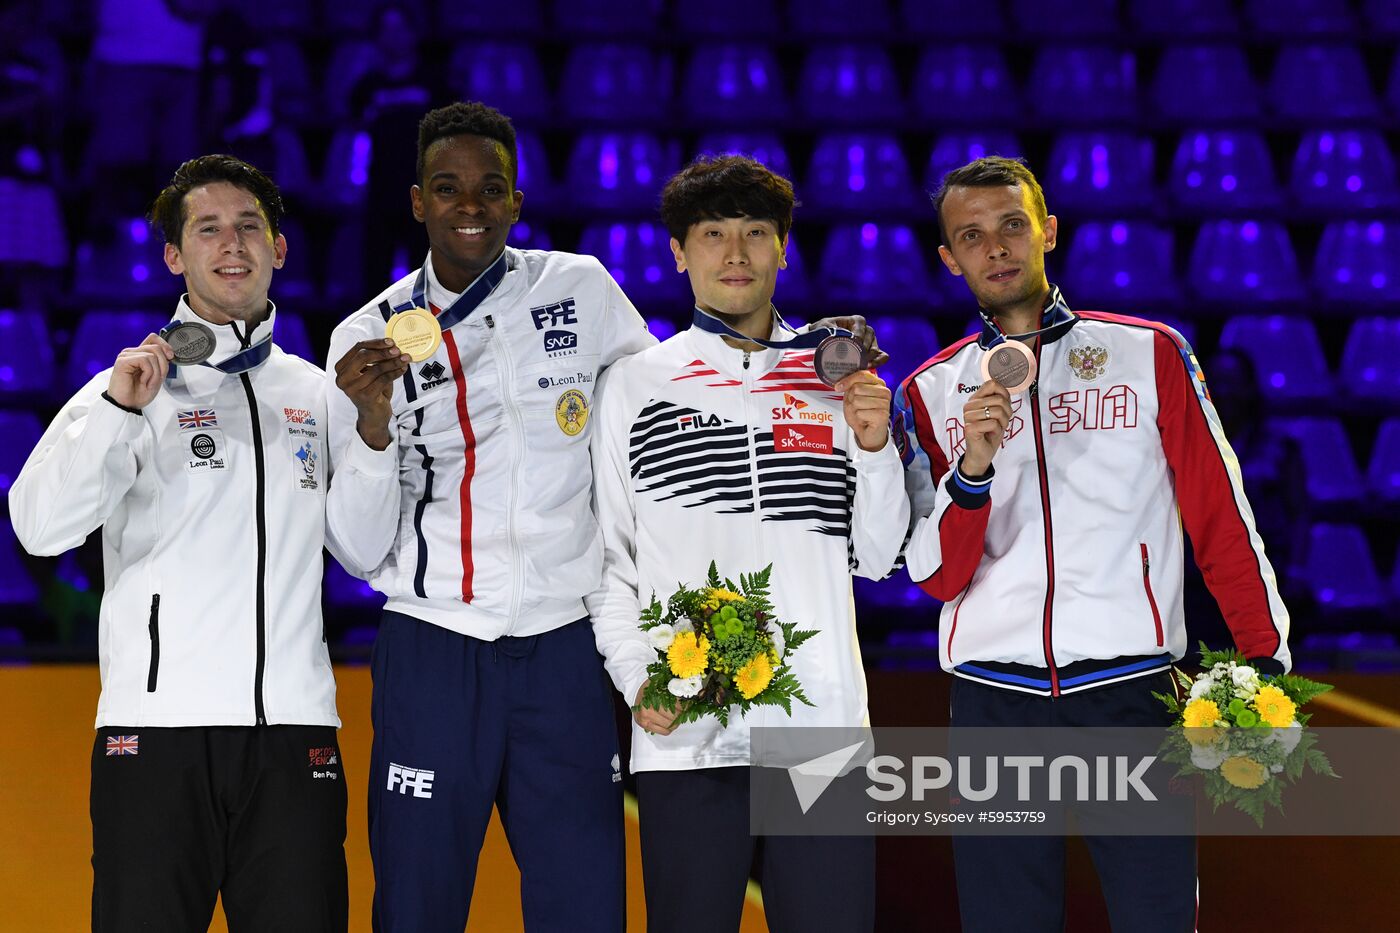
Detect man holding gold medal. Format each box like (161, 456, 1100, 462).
(11, 155, 348, 931)
(893, 156, 1292, 932)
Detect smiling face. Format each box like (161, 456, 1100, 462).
(410, 133, 522, 293)
(671, 215, 787, 325)
(163, 181, 285, 325)
(937, 183, 1057, 319)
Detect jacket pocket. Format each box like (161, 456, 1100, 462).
(1139, 544, 1163, 648)
(146, 594, 161, 693)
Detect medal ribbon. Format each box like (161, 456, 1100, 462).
(161, 320, 274, 380)
(395, 250, 509, 327)
(689, 305, 850, 350)
(978, 283, 1075, 349)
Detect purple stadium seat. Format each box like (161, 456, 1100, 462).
(447, 44, 551, 125)
(1061, 222, 1181, 306)
(322, 40, 377, 122)
(1187, 220, 1307, 304)
(1045, 132, 1155, 213)
(777, 235, 813, 306)
(1129, 0, 1238, 37)
(924, 133, 1027, 194)
(1273, 417, 1363, 508)
(64, 311, 169, 393)
(1301, 523, 1385, 612)
(576, 222, 688, 308)
(0, 519, 38, 606)
(1217, 315, 1332, 405)
(1366, 418, 1400, 506)
(264, 39, 315, 123)
(320, 127, 371, 212)
(900, 0, 1008, 38)
(1340, 317, 1400, 404)
(513, 131, 553, 204)
(1168, 131, 1282, 213)
(910, 46, 1020, 123)
(868, 316, 941, 389)
(854, 573, 930, 612)
(267, 216, 316, 305)
(273, 312, 316, 365)
(1027, 46, 1137, 124)
(71, 217, 173, 303)
(675, 0, 780, 36)
(438, 0, 542, 34)
(789, 0, 893, 37)
(240, 0, 313, 35)
(804, 133, 917, 215)
(552, 0, 661, 35)
(1268, 45, 1380, 121)
(1247, 0, 1356, 38)
(565, 132, 680, 212)
(0, 411, 42, 496)
(558, 44, 673, 123)
(0, 178, 67, 268)
(644, 316, 680, 343)
(1150, 45, 1260, 124)
(797, 45, 905, 124)
(1290, 130, 1400, 212)
(694, 133, 794, 182)
(0, 311, 55, 398)
(682, 44, 789, 125)
(1366, 0, 1400, 37)
(1010, 0, 1118, 37)
(819, 224, 934, 309)
(1314, 221, 1400, 306)
(323, 557, 386, 609)
(508, 221, 554, 252)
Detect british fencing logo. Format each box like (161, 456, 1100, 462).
(284, 408, 322, 492)
(419, 360, 450, 391)
(1068, 345, 1109, 381)
(185, 430, 227, 473)
(106, 735, 139, 756)
(387, 762, 435, 798)
(309, 745, 339, 780)
(176, 408, 218, 430)
(555, 389, 589, 436)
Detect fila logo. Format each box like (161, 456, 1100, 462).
(530, 297, 578, 330)
(387, 762, 435, 798)
(419, 360, 450, 390)
(677, 412, 723, 431)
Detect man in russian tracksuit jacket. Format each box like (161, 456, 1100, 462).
(895, 157, 1292, 933)
(588, 155, 909, 933)
(10, 156, 348, 932)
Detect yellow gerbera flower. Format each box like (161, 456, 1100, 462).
(1182, 698, 1220, 729)
(734, 651, 774, 700)
(667, 632, 710, 679)
(1252, 685, 1297, 728)
(1220, 756, 1268, 789)
(702, 588, 743, 610)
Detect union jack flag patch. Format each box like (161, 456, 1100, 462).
(105, 735, 139, 756)
(177, 409, 218, 430)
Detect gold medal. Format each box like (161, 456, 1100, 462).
(384, 307, 442, 362)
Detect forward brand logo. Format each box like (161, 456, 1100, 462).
(387, 762, 435, 798)
(419, 360, 450, 390)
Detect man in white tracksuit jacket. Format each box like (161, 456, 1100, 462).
(587, 154, 909, 933)
(9, 156, 347, 932)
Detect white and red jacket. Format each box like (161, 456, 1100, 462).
(588, 318, 909, 772)
(895, 287, 1290, 696)
(327, 248, 654, 639)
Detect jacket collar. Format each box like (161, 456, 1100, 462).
(684, 306, 796, 380)
(975, 283, 1079, 350)
(166, 294, 277, 383)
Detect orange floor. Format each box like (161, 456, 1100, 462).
(0, 666, 767, 932)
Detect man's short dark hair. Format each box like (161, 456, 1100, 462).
(659, 154, 797, 244)
(148, 154, 284, 247)
(416, 101, 518, 185)
(931, 156, 1048, 246)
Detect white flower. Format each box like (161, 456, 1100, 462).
(668, 675, 703, 698)
(768, 627, 787, 661)
(647, 624, 676, 651)
(1212, 662, 1231, 677)
(674, 619, 694, 634)
(1270, 763, 1284, 773)
(1191, 743, 1226, 770)
(1272, 721, 1303, 754)
(1231, 665, 1260, 696)
(1189, 676, 1217, 700)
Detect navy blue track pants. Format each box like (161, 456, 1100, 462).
(368, 612, 625, 932)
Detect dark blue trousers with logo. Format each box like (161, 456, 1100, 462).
(368, 612, 625, 933)
(950, 673, 1198, 933)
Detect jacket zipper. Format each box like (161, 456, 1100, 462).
(1027, 339, 1060, 696)
(238, 371, 268, 725)
(1140, 543, 1164, 647)
(740, 350, 764, 563)
(145, 594, 161, 693)
(485, 314, 527, 629)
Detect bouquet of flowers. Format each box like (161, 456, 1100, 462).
(1155, 643, 1336, 826)
(634, 563, 818, 728)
